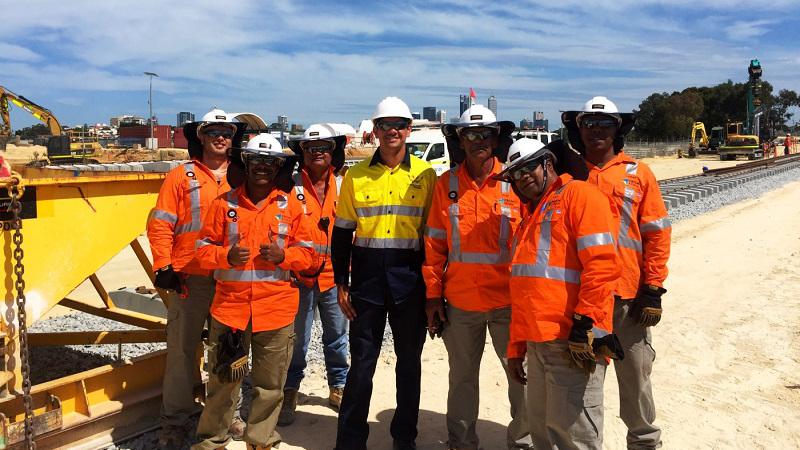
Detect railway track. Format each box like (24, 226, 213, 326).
(659, 154, 800, 209)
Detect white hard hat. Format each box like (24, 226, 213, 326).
(495, 138, 553, 181)
(301, 123, 337, 140)
(197, 107, 237, 137)
(577, 96, 621, 124)
(457, 105, 498, 126)
(240, 133, 285, 160)
(372, 96, 413, 122)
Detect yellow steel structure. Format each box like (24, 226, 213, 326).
(0, 167, 205, 448)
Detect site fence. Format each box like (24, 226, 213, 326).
(624, 139, 689, 159)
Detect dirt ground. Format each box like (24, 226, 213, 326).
(39, 155, 800, 449)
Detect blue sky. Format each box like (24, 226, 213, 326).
(3, 0, 799, 130)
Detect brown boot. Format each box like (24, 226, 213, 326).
(328, 386, 344, 411)
(277, 388, 298, 426)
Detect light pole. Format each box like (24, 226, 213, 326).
(143, 71, 159, 150)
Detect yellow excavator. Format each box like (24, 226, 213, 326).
(0, 85, 100, 162)
(687, 122, 710, 157)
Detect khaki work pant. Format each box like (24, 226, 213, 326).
(613, 298, 661, 449)
(526, 340, 606, 450)
(160, 274, 215, 427)
(442, 305, 531, 449)
(192, 318, 295, 450)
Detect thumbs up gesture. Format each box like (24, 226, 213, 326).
(260, 231, 285, 264)
(227, 245, 250, 266)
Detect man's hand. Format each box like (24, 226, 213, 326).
(154, 265, 183, 292)
(507, 357, 527, 385)
(260, 241, 285, 264)
(227, 245, 250, 266)
(337, 284, 356, 321)
(425, 298, 447, 339)
(629, 285, 666, 327)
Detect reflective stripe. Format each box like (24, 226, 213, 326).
(214, 269, 290, 282)
(424, 226, 447, 239)
(617, 162, 642, 253)
(152, 209, 178, 225)
(335, 175, 343, 195)
(277, 195, 288, 210)
(447, 169, 462, 260)
(226, 190, 240, 247)
(355, 204, 425, 218)
(577, 232, 615, 251)
(176, 163, 202, 236)
(640, 217, 672, 232)
(314, 243, 330, 255)
(591, 326, 610, 339)
(456, 252, 509, 264)
(196, 236, 221, 249)
(293, 172, 307, 214)
(334, 217, 357, 229)
(353, 236, 420, 250)
(511, 183, 579, 284)
(276, 222, 289, 248)
(290, 240, 314, 248)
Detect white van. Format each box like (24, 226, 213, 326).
(406, 128, 450, 175)
(514, 130, 558, 145)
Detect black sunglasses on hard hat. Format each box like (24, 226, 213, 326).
(376, 119, 411, 132)
(204, 129, 234, 138)
(300, 140, 334, 153)
(579, 117, 618, 130)
(510, 158, 545, 181)
(243, 154, 285, 167)
(458, 127, 496, 142)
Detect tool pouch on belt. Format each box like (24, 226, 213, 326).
(213, 329, 249, 383)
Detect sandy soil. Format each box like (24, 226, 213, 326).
(2, 144, 188, 165)
(30, 156, 800, 449)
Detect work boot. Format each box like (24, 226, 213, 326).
(157, 424, 186, 449)
(277, 388, 298, 426)
(328, 386, 344, 411)
(229, 416, 246, 441)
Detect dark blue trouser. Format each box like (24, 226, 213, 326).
(335, 294, 426, 449)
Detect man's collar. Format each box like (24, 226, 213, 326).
(369, 147, 411, 167)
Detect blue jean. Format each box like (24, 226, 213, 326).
(285, 284, 349, 389)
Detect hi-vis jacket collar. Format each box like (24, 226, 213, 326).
(369, 148, 411, 167)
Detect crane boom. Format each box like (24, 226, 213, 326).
(0, 86, 63, 137)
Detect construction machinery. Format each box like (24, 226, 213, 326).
(0, 86, 100, 163)
(0, 163, 204, 449)
(686, 122, 710, 157)
(718, 60, 764, 161)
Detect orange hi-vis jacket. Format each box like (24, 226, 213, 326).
(585, 151, 671, 299)
(423, 162, 522, 311)
(290, 169, 342, 291)
(507, 174, 620, 358)
(147, 160, 231, 276)
(196, 186, 317, 332)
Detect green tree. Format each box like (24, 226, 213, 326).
(13, 123, 50, 139)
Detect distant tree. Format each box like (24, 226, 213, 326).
(13, 123, 50, 139)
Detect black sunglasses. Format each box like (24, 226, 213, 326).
(580, 117, 618, 130)
(376, 120, 411, 132)
(301, 140, 334, 153)
(204, 129, 234, 138)
(510, 158, 543, 181)
(243, 154, 285, 167)
(458, 127, 496, 142)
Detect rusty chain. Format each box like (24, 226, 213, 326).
(8, 177, 35, 449)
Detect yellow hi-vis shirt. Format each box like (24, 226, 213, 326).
(333, 149, 436, 303)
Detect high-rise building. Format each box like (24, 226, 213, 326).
(533, 111, 548, 130)
(177, 111, 194, 126)
(412, 112, 421, 120)
(423, 107, 437, 122)
(436, 109, 447, 124)
(459, 95, 470, 116)
(520, 118, 534, 129)
(278, 115, 288, 131)
(488, 96, 497, 116)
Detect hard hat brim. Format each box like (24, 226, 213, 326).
(493, 147, 556, 182)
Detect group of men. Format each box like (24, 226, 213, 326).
(147, 94, 671, 450)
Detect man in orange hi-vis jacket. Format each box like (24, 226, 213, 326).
(423, 105, 531, 450)
(563, 97, 671, 450)
(192, 133, 317, 450)
(147, 108, 245, 449)
(500, 138, 621, 450)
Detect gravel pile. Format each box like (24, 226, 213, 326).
(668, 166, 800, 223)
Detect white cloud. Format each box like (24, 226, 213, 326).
(0, 42, 41, 62)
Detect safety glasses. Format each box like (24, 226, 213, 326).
(243, 154, 285, 168)
(579, 117, 618, 130)
(510, 158, 542, 181)
(203, 128, 234, 139)
(458, 127, 496, 142)
(300, 140, 334, 153)
(376, 119, 411, 132)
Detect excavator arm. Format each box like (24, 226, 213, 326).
(0, 86, 63, 137)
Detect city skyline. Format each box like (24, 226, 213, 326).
(3, 1, 799, 131)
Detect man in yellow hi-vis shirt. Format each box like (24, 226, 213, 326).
(332, 97, 437, 450)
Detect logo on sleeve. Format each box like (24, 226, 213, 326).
(227, 209, 238, 221)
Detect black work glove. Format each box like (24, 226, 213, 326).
(629, 285, 666, 327)
(213, 329, 249, 383)
(154, 265, 183, 292)
(592, 334, 625, 360)
(567, 313, 596, 373)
